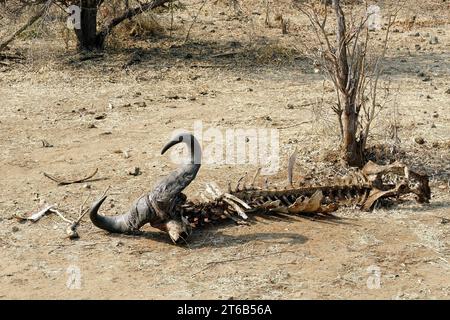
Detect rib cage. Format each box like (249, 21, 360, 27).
(176, 161, 430, 229)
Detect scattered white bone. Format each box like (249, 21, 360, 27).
(48, 208, 74, 224)
(21, 204, 55, 222)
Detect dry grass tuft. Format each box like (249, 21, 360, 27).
(252, 41, 298, 65)
(122, 14, 166, 39)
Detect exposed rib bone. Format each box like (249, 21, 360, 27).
(251, 167, 261, 187)
(235, 173, 247, 191)
(208, 182, 223, 197)
(205, 183, 221, 199)
(288, 148, 297, 187)
(48, 208, 73, 224)
(223, 193, 251, 210)
(222, 198, 248, 219)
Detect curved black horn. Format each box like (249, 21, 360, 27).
(89, 194, 152, 233)
(89, 133, 201, 234)
(151, 133, 201, 211)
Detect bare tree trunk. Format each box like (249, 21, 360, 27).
(74, 0, 99, 50)
(333, 0, 363, 167)
(342, 99, 363, 166)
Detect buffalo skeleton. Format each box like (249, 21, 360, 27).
(89, 133, 431, 243)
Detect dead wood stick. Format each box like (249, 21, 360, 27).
(67, 187, 110, 239)
(184, 0, 208, 43)
(189, 64, 230, 68)
(207, 250, 296, 265)
(43, 168, 99, 186)
(48, 208, 73, 224)
(0, 53, 24, 60)
(251, 167, 261, 186)
(288, 147, 298, 187)
(210, 51, 240, 58)
(0, 1, 51, 52)
(278, 120, 312, 130)
(78, 193, 91, 216)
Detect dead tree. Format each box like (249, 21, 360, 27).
(296, 0, 400, 167)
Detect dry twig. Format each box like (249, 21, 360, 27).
(43, 168, 99, 186)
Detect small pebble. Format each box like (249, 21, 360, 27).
(128, 167, 142, 176)
(41, 140, 53, 148)
(115, 241, 124, 247)
(94, 114, 106, 120)
(414, 137, 425, 145)
(134, 101, 147, 108)
(429, 36, 438, 44)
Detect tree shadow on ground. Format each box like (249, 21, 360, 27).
(62, 33, 450, 80)
(129, 228, 309, 249)
(383, 52, 450, 78)
(63, 36, 312, 74)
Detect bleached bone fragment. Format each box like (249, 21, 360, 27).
(288, 148, 297, 186)
(251, 167, 261, 187)
(19, 204, 55, 222)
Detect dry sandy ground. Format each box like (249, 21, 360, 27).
(0, 1, 449, 299)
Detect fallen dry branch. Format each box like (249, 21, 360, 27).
(66, 187, 109, 239)
(19, 188, 109, 239)
(43, 168, 99, 186)
(48, 208, 73, 224)
(0, 52, 25, 60)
